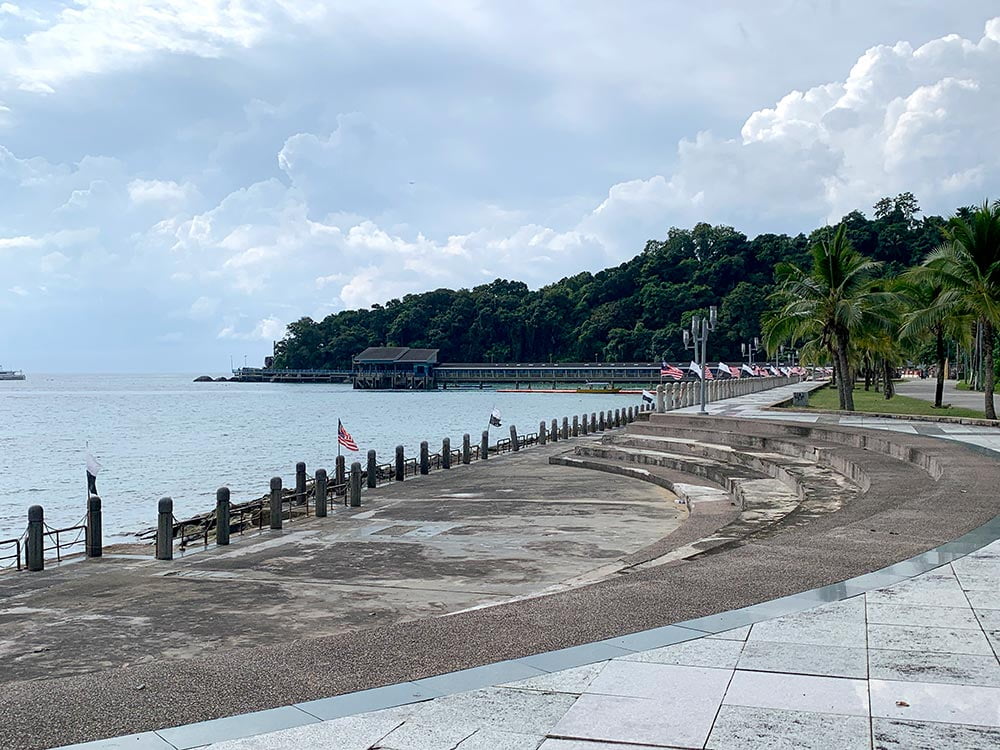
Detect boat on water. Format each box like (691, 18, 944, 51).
(576, 381, 620, 394)
(0, 365, 26, 381)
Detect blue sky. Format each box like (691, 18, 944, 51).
(2, 1, 999, 372)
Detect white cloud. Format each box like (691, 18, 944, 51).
(39, 250, 69, 272)
(127, 178, 193, 205)
(8, 285, 28, 296)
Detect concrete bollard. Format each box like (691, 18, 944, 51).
(420, 441, 430, 474)
(615, 409, 622, 427)
(551, 418, 559, 442)
(599, 412, 605, 431)
(481, 430, 489, 459)
(539, 421, 547, 445)
(269, 478, 282, 530)
(462, 434, 471, 464)
(156, 497, 174, 560)
(395, 445, 405, 480)
(656, 384, 665, 413)
(510, 425, 519, 452)
(335, 455, 346, 496)
(591, 412, 597, 432)
(215, 488, 230, 545)
(26, 505, 44, 571)
(315, 469, 328, 518)
(442, 437, 451, 468)
(582, 414, 589, 434)
(367, 449, 377, 488)
(562, 417, 569, 439)
(350, 462, 362, 507)
(86, 495, 103, 557)
(295, 462, 307, 505)
(572, 415, 579, 437)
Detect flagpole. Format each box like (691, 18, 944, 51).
(337, 419, 342, 458)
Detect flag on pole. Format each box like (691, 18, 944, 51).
(727, 364, 741, 378)
(688, 360, 702, 379)
(716, 362, 732, 378)
(85, 452, 101, 496)
(489, 408, 502, 427)
(769, 366, 780, 376)
(660, 363, 684, 380)
(741, 363, 756, 377)
(641, 389, 654, 404)
(780, 366, 792, 376)
(705, 365, 714, 380)
(338, 420, 359, 451)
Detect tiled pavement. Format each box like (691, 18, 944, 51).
(60, 383, 1000, 750)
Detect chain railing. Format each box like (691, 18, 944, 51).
(0, 535, 23, 571)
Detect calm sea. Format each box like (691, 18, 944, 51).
(0, 374, 641, 541)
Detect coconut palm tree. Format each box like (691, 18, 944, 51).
(897, 275, 971, 408)
(763, 224, 889, 410)
(920, 201, 1000, 419)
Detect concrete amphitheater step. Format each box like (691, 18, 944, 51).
(609, 433, 861, 515)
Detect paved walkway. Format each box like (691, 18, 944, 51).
(63, 382, 1000, 750)
(894, 377, 987, 412)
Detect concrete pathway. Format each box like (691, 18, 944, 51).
(895, 377, 992, 413)
(59, 382, 1000, 750)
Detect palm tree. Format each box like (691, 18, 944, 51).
(920, 201, 1000, 419)
(763, 224, 889, 410)
(897, 275, 970, 408)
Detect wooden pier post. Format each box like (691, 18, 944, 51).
(26, 505, 44, 571)
(156, 498, 173, 560)
(215, 488, 230, 545)
(315, 469, 328, 518)
(367, 450, 377, 488)
(350, 463, 362, 507)
(86, 495, 103, 557)
(269, 478, 282, 530)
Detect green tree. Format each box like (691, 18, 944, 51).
(762, 224, 889, 410)
(920, 201, 1000, 418)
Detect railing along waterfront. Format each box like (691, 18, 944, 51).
(7, 375, 801, 571)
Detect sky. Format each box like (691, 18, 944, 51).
(2, 1, 1000, 373)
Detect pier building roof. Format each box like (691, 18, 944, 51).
(354, 346, 439, 364)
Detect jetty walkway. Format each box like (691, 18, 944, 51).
(4, 381, 1000, 749)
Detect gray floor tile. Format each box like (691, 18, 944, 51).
(377, 717, 480, 749)
(157, 707, 318, 749)
(415, 687, 577, 736)
(551, 692, 721, 748)
(870, 679, 1000, 726)
(205, 706, 413, 750)
(538, 739, 663, 749)
(414, 660, 546, 695)
(296, 681, 439, 720)
(867, 623, 994, 655)
(748, 616, 866, 648)
(617, 637, 744, 669)
(738, 641, 867, 678)
(967, 588, 1000, 610)
(865, 601, 980, 630)
(869, 648, 1000, 687)
(502, 663, 606, 694)
(583, 659, 732, 701)
(707, 625, 751, 641)
(54, 734, 174, 750)
(872, 717, 1000, 750)
(707, 704, 871, 750)
(454, 729, 545, 749)
(723, 670, 869, 716)
(604, 624, 704, 651)
(518, 642, 632, 673)
(866, 573, 970, 608)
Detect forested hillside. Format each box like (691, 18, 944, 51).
(274, 194, 954, 368)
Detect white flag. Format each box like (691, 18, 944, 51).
(741, 363, 755, 376)
(641, 389, 654, 404)
(688, 360, 702, 379)
(85, 451, 102, 496)
(489, 408, 502, 427)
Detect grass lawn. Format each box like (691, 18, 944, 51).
(796, 384, 987, 419)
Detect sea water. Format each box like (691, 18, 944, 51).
(0, 374, 641, 541)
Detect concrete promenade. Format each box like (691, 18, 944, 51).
(895, 377, 989, 412)
(44, 382, 1000, 750)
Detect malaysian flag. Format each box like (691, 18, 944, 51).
(338, 420, 359, 452)
(660, 363, 684, 380)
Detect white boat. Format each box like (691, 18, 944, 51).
(0, 365, 25, 381)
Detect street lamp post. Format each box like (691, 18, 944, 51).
(683, 306, 717, 415)
(741, 337, 761, 366)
